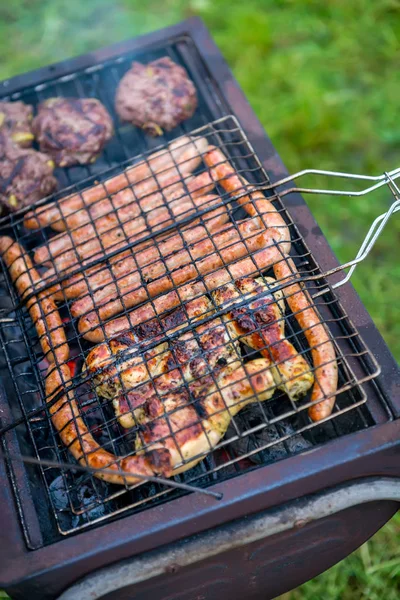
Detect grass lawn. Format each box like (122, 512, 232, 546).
(0, 1, 399, 598)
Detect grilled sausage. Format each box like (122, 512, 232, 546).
(85, 280, 208, 342)
(34, 169, 184, 251)
(0, 237, 69, 364)
(51, 211, 233, 302)
(80, 237, 284, 342)
(204, 147, 291, 255)
(41, 190, 224, 275)
(75, 222, 276, 329)
(273, 257, 338, 421)
(33, 187, 145, 265)
(47, 193, 224, 277)
(46, 363, 172, 485)
(70, 217, 264, 319)
(42, 195, 227, 302)
(60, 170, 214, 242)
(46, 204, 229, 302)
(24, 136, 208, 231)
(34, 171, 215, 265)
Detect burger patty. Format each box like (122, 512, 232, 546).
(115, 57, 197, 135)
(33, 97, 114, 167)
(0, 101, 34, 148)
(0, 134, 57, 213)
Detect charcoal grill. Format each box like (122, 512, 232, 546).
(0, 18, 399, 600)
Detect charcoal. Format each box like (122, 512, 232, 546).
(227, 404, 312, 465)
(49, 475, 81, 531)
(49, 473, 115, 532)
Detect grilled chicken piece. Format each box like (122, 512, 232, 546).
(86, 294, 274, 476)
(115, 311, 242, 429)
(86, 295, 213, 395)
(87, 275, 311, 435)
(132, 358, 275, 475)
(48, 357, 275, 486)
(86, 294, 241, 429)
(213, 277, 314, 401)
(82, 275, 313, 485)
(91, 311, 273, 470)
(74, 275, 314, 485)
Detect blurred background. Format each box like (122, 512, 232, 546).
(0, 1, 399, 598)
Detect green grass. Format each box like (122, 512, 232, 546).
(0, 1, 399, 598)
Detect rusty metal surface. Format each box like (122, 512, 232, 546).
(57, 477, 400, 600)
(0, 17, 399, 599)
(2, 419, 400, 599)
(94, 501, 399, 600)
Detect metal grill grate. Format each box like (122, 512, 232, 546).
(0, 113, 384, 540)
(0, 36, 221, 189)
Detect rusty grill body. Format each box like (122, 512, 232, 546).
(0, 18, 399, 600)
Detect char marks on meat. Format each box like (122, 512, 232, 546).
(0, 134, 57, 212)
(33, 97, 114, 167)
(0, 101, 34, 148)
(115, 57, 198, 135)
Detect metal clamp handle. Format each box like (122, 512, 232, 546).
(263, 166, 400, 297)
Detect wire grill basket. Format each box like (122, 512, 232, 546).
(0, 115, 397, 536)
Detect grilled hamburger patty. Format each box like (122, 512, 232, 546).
(115, 57, 197, 135)
(0, 101, 34, 148)
(33, 97, 114, 167)
(0, 134, 57, 212)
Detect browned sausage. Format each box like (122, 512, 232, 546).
(24, 136, 208, 231)
(49, 204, 230, 302)
(70, 218, 264, 319)
(34, 171, 215, 265)
(46, 363, 172, 485)
(40, 193, 227, 298)
(273, 257, 338, 421)
(50, 211, 232, 301)
(33, 187, 144, 264)
(34, 169, 184, 249)
(74, 221, 276, 328)
(80, 236, 284, 342)
(48, 169, 182, 233)
(59, 170, 214, 238)
(204, 147, 291, 255)
(0, 237, 69, 364)
(43, 193, 225, 275)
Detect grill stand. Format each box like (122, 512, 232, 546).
(0, 17, 399, 600)
(58, 477, 400, 600)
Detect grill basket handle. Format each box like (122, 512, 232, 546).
(256, 166, 400, 299)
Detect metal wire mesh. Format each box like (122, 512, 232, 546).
(0, 113, 384, 539)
